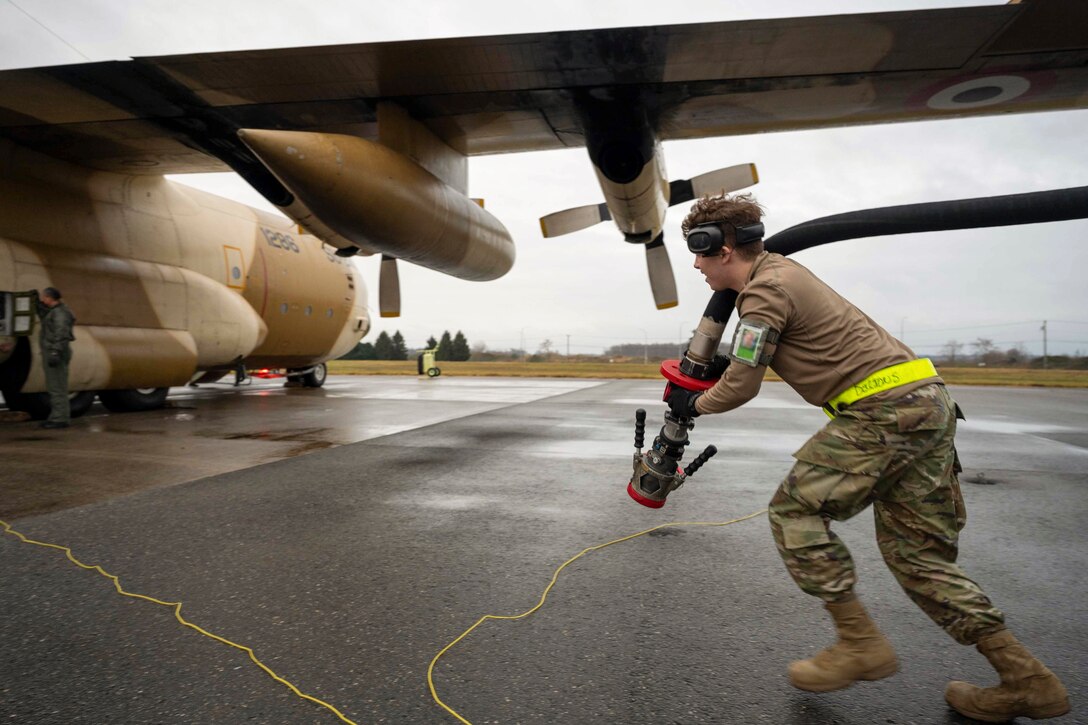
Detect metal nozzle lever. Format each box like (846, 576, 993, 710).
(683, 445, 718, 477)
(634, 408, 646, 450)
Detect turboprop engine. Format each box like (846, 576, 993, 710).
(238, 129, 516, 293)
(537, 108, 758, 310)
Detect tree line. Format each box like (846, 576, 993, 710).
(342, 333, 1086, 368)
(340, 330, 471, 361)
(937, 337, 1087, 369)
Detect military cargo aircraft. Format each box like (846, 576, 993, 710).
(1, 0, 1085, 417)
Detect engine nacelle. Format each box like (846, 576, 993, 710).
(238, 129, 515, 281)
(579, 95, 670, 242)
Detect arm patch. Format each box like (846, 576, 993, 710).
(730, 319, 780, 367)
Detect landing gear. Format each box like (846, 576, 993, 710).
(2, 337, 110, 418)
(1, 390, 96, 420)
(69, 391, 96, 417)
(99, 387, 169, 413)
(286, 362, 327, 388)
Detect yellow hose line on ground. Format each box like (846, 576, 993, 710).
(427, 509, 768, 724)
(0, 519, 359, 725)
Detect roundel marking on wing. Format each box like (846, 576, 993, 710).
(926, 75, 1031, 110)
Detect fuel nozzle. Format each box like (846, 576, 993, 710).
(627, 405, 718, 507)
(625, 359, 723, 509)
(624, 294, 734, 508)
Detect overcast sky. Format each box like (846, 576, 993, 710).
(3, 0, 1086, 356)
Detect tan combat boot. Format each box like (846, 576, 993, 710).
(945, 629, 1070, 722)
(788, 596, 898, 692)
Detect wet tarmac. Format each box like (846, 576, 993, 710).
(1, 376, 1085, 724)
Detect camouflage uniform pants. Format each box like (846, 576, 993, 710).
(768, 383, 1005, 645)
(43, 347, 71, 425)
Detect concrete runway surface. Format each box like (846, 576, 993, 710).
(1, 376, 1085, 724)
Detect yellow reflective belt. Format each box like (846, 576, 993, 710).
(823, 358, 938, 418)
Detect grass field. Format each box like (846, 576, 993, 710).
(328, 360, 1088, 388)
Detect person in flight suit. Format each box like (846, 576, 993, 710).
(33, 287, 76, 429)
(666, 193, 1069, 722)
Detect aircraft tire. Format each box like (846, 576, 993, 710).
(0, 390, 48, 419)
(0, 390, 96, 420)
(301, 362, 327, 388)
(69, 391, 96, 417)
(99, 387, 169, 413)
(427, 367, 441, 377)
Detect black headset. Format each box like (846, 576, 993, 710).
(686, 221, 764, 255)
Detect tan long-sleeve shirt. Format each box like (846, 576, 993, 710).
(695, 252, 940, 415)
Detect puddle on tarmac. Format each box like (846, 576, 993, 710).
(218, 427, 333, 442)
(281, 440, 336, 457)
(398, 494, 496, 511)
(959, 419, 1077, 435)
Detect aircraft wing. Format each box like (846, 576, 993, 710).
(2, 0, 1086, 181)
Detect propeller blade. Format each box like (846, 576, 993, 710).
(644, 234, 678, 310)
(539, 202, 612, 237)
(669, 163, 759, 206)
(379, 255, 400, 318)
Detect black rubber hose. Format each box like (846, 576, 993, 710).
(699, 185, 1088, 325)
(765, 186, 1088, 257)
(701, 289, 739, 323)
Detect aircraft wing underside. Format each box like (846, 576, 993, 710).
(1, 1, 1086, 183)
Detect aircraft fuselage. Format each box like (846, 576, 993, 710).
(0, 140, 368, 399)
